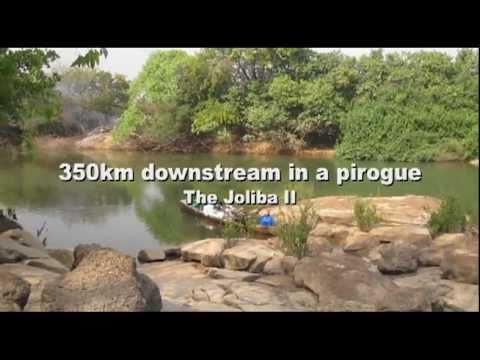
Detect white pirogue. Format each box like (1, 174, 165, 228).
(179, 200, 276, 236)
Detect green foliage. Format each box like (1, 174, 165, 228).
(337, 49, 478, 161)
(71, 48, 108, 68)
(114, 50, 192, 143)
(111, 48, 477, 159)
(0, 49, 60, 125)
(428, 196, 467, 236)
(353, 199, 380, 231)
(278, 202, 318, 258)
(192, 99, 239, 134)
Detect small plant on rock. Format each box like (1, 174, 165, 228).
(223, 221, 244, 249)
(277, 201, 319, 259)
(428, 195, 467, 236)
(353, 199, 380, 232)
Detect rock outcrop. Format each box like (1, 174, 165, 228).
(40, 245, 162, 311)
(181, 238, 225, 267)
(293, 252, 406, 310)
(222, 240, 283, 272)
(377, 241, 419, 274)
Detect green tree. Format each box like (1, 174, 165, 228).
(114, 50, 192, 142)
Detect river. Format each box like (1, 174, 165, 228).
(0, 150, 478, 255)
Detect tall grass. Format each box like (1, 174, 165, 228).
(353, 199, 380, 231)
(277, 202, 319, 258)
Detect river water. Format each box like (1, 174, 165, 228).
(0, 150, 478, 255)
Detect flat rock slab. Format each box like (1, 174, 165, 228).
(0, 237, 49, 260)
(264, 195, 440, 227)
(207, 268, 260, 282)
(1, 229, 45, 250)
(139, 261, 214, 301)
(255, 275, 299, 290)
(24, 258, 69, 274)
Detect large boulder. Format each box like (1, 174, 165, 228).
(441, 249, 478, 284)
(293, 253, 403, 309)
(207, 268, 260, 282)
(71, 243, 104, 269)
(307, 236, 334, 255)
(435, 280, 479, 312)
(181, 238, 225, 268)
(418, 233, 469, 267)
(222, 240, 283, 272)
(389, 267, 478, 312)
(41, 246, 162, 311)
(0, 270, 31, 311)
(377, 241, 419, 274)
(263, 256, 285, 275)
(281, 256, 298, 275)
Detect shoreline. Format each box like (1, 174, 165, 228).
(31, 134, 479, 164)
(33, 134, 337, 158)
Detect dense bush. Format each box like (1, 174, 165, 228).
(112, 48, 478, 161)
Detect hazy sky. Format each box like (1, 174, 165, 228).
(49, 48, 464, 80)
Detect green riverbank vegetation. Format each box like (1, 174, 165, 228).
(1, 48, 478, 162)
(113, 48, 478, 161)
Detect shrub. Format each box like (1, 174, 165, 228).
(353, 199, 380, 231)
(277, 202, 319, 258)
(222, 221, 244, 249)
(428, 196, 467, 236)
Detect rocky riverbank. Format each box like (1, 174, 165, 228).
(1, 195, 478, 312)
(33, 130, 336, 157)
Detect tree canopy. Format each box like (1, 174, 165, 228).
(114, 48, 478, 161)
